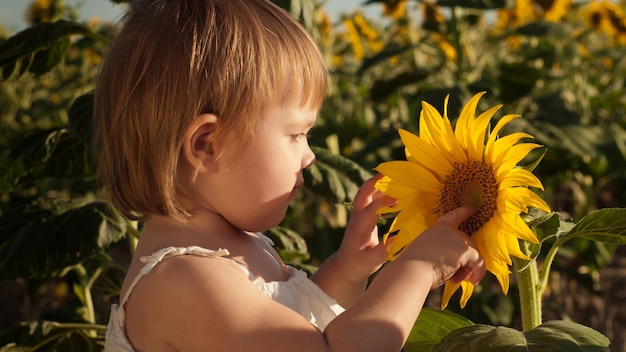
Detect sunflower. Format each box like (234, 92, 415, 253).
(374, 92, 550, 309)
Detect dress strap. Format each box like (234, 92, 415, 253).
(119, 246, 252, 306)
(256, 233, 290, 280)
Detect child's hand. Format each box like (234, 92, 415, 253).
(399, 206, 486, 289)
(335, 174, 397, 286)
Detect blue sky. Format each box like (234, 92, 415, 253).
(0, 0, 380, 34)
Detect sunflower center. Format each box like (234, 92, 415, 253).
(436, 161, 498, 235)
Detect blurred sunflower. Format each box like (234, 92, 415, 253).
(382, 0, 408, 19)
(585, 0, 626, 45)
(26, 0, 64, 25)
(375, 92, 550, 309)
(535, 0, 571, 22)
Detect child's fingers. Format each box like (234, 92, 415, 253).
(448, 235, 486, 286)
(465, 238, 486, 285)
(352, 174, 385, 211)
(436, 206, 477, 228)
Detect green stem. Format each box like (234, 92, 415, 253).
(537, 238, 564, 295)
(72, 264, 102, 328)
(512, 256, 542, 331)
(128, 220, 140, 256)
(450, 6, 464, 82)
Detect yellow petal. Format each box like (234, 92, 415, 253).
(490, 259, 511, 294)
(419, 101, 445, 144)
(494, 143, 543, 176)
(469, 104, 502, 160)
(500, 212, 540, 244)
(398, 129, 453, 179)
(441, 280, 462, 309)
(497, 188, 530, 214)
(455, 92, 486, 150)
(458, 280, 476, 308)
(489, 132, 534, 156)
(485, 114, 520, 159)
(518, 187, 551, 213)
(384, 210, 436, 260)
(498, 168, 545, 190)
(420, 102, 466, 163)
(375, 161, 441, 196)
(474, 219, 512, 265)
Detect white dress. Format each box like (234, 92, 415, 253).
(104, 242, 345, 351)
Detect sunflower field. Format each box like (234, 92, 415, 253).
(1, 0, 625, 351)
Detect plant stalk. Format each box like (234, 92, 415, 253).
(512, 256, 542, 330)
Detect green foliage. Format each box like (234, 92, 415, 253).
(405, 308, 474, 352)
(0, 20, 107, 79)
(304, 146, 373, 204)
(0, 202, 126, 280)
(433, 321, 609, 352)
(564, 208, 626, 244)
(0, 321, 105, 351)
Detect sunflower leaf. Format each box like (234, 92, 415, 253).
(303, 147, 372, 203)
(520, 147, 547, 173)
(0, 20, 97, 79)
(0, 321, 105, 351)
(560, 208, 626, 245)
(436, 0, 513, 10)
(522, 209, 562, 258)
(265, 226, 310, 265)
(0, 202, 126, 280)
(432, 321, 609, 352)
(403, 308, 474, 352)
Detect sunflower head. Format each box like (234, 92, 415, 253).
(375, 92, 551, 309)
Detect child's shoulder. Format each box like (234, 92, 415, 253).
(122, 252, 253, 345)
(123, 246, 322, 350)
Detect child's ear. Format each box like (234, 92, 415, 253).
(183, 113, 220, 173)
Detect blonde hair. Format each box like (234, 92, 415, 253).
(94, 0, 327, 222)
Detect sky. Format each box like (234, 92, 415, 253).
(0, 0, 380, 34)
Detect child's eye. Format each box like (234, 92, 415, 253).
(291, 132, 310, 141)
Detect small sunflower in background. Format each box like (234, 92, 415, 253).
(25, 0, 65, 25)
(374, 92, 551, 309)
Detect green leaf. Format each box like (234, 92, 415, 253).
(0, 321, 105, 351)
(369, 70, 432, 103)
(436, 0, 514, 10)
(521, 148, 547, 173)
(512, 21, 555, 37)
(404, 308, 474, 352)
(28, 37, 71, 75)
(68, 93, 95, 145)
(521, 209, 563, 258)
(0, 128, 95, 193)
(303, 147, 372, 204)
(562, 208, 626, 245)
(433, 321, 609, 352)
(0, 20, 96, 79)
(358, 44, 415, 76)
(266, 226, 310, 264)
(271, 0, 314, 30)
(497, 62, 543, 102)
(0, 202, 127, 280)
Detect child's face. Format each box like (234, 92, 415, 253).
(201, 103, 317, 232)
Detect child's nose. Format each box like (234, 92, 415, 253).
(303, 145, 316, 168)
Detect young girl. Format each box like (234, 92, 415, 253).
(94, 0, 485, 350)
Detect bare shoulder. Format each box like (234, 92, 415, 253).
(125, 254, 328, 352)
